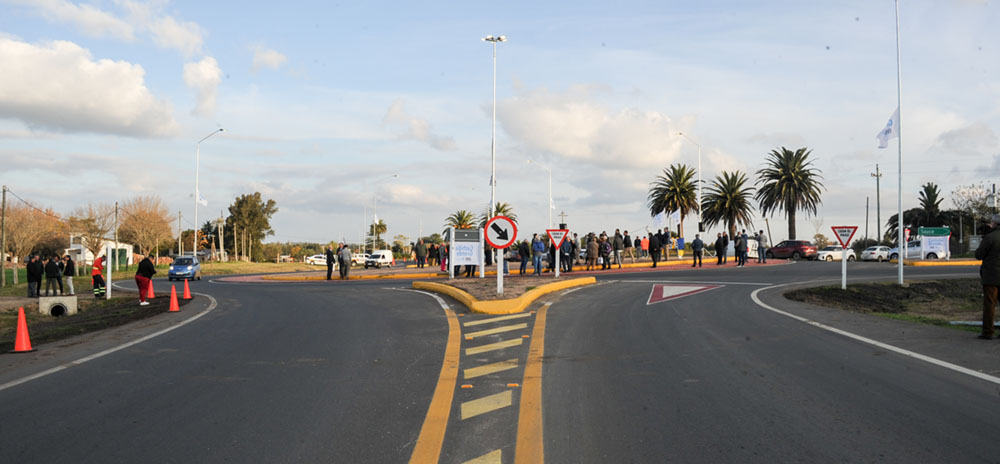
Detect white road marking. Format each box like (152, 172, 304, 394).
(620, 279, 772, 286)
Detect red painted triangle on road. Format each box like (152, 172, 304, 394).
(646, 284, 721, 305)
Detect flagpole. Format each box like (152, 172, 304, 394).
(894, 0, 904, 285)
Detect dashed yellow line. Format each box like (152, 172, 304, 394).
(408, 304, 461, 464)
(461, 390, 513, 420)
(463, 313, 533, 327)
(464, 359, 519, 379)
(466, 338, 523, 356)
(515, 303, 549, 464)
(465, 323, 528, 339)
(464, 449, 502, 464)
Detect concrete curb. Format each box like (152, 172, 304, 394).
(413, 277, 597, 315)
(259, 271, 447, 281)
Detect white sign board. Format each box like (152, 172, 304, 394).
(451, 242, 480, 266)
(922, 235, 949, 259)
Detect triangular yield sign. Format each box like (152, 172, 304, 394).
(830, 226, 858, 248)
(546, 229, 569, 248)
(646, 284, 721, 305)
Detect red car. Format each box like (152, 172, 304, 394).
(765, 240, 817, 260)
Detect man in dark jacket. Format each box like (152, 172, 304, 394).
(722, 232, 730, 264)
(415, 239, 427, 269)
(63, 255, 76, 295)
(518, 239, 530, 275)
(649, 232, 662, 268)
(44, 256, 63, 296)
(325, 245, 336, 280)
(691, 234, 704, 268)
(135, 254, 156, 306)
(975, 214, 1000, 339)
(715, 233, 725, 265)
(26, 255, 43, 297)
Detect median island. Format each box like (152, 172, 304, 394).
(414, 276, 596, 314)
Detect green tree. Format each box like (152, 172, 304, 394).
(479, 202, 518, 227)
(446, 210, 476, 229)
(368, 219, 388, 251)
(754, 147, 825, 240)
(647, 164, 699, 237)
(225, 192, 278, 262)
(813, 233, 830, 249)
(701, 171, 756, 238)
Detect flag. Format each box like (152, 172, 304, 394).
(669, 209, 681, 223)
(198, 193, 208, 207)
(550, 198, 556, 210)
(876, 106, 899, 149)
(652, 211, 665, 228)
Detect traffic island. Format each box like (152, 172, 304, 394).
(413, 276, 596, 315)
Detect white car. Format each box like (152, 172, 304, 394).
(860, 246, 890, 262)
(305, 254, 326, 265)
(365, 250, 393, 269)
(816, 245, 856, 262)
(351, 253, 369, 266)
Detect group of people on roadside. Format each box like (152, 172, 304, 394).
(324, 243, 354, 280)
(24, 254, 76, 298)
(712, 230, 769, 267)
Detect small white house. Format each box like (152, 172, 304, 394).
(66, 235, 134, 270)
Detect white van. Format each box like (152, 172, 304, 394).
(364, 250, 393, 269)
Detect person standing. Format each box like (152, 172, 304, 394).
(571, 233, 581, 266)
(531, 234, 545, 276)
(649, 232, 662, 268)
(439, 243, 449, 272)
(415, 239, 427, 269)
(63, 254, 76, 295)
(613, 229, 625, 269)
(44, 256, 63, 296)
(975, 214, 1000, 339)
(623, 230, 635, 264)
(721, 232, 730, 264)
(585, 234, 598, 271)
(26, 255, 42, 298)
(715, 233, 725, 265)
(734, 231, 745, 267)
(91, 255, 106, 297)
(560, 236, 573, 273)
(135, 254, 156, 306)
(757, 230, 768, 264)
(691, 234, 704, 268)
(518, 239, 530, 275)
(641, 236, 649, 258)
(325, 245, 336, 280)
(339, 243, 352, 280)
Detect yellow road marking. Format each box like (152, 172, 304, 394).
(461, 390, 513, 420)
(463, 313, 532, 327)
(464, 449, 502, 464)
(464, 359, 519, 379)
(466, 338, 523, 356)
(408, 304, 461, 464)
(515, 303, 548, 464)
(465, 323, 528, 339)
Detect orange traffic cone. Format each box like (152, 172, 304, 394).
(147, 281, 155, 299)
(11, 307, 36, 353)
(168, 285, 180, 312)
(182, 279, 191, 300)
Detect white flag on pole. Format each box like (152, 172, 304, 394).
(876, 106, 899, 149)
(198, 193, 208, 207)
(550, 198, 556, 210)
(669, 209, 681, 223)
(652, 211, 665, 228)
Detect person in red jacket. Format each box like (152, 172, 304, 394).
(91, 256, 106, 298)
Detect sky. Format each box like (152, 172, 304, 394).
(1, 0, 998, 247)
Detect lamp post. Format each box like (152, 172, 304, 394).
(677, 132, 702, 233)
(527, 160, 552, 228)
(370, 174, 399, 251)
(482, 35, 506, 221)
(194, 128, 223, 256)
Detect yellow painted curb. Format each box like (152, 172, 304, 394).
(413, 277, 597, 315)
(888, 259, 981, 267)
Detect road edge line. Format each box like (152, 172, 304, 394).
(750, 284, 1000, 386)
(398, 289, 461, 464)
(515, 302, 548, 464)
(0, 292, 219, 393)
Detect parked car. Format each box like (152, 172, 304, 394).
(765, 240, 818, 260)
(816, 245, 856, 262)
(168, 256, 202, 281)
(365, 250, 393, 269)
(861, 246, 891, 262)
(351, 253, 369, 266)
(305, 254, 326, 265)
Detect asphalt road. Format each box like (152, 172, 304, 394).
(1, 261, 996, 463)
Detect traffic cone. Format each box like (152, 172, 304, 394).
(182, 279, 191, 300)
(168, 285, 180, 312)
(11, 307, 36, 353)
(147, 282, 155, 299)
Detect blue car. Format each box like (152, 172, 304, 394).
(168, 256, 203, 281)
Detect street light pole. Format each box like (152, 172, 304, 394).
(370, 174, 399, 251)
(483, 35, 506, 221)
(871, 164, 882, 243)
(677, 132, 702, 233)
(194, 128, 223, 256)
(527, 160, 552, 228)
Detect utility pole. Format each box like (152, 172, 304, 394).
(114, 202, 119, 271)
(871, 164, 882, 243)
(177, 211, 183, 256)
(1, 185, 6, 288)
(865, 196, 870, 244)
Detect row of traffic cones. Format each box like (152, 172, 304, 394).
(11, 279, 196, 354)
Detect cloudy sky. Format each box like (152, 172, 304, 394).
(1, 0, 998, 246)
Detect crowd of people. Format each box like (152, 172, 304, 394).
(23, 254, 76, 297)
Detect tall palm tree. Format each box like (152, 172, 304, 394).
(446, 210, 476, 229)
(368, 219, 387, 249)
(647, 164, 699, 236)
(754, 147, 825, 240)
(479, 202, 518, 227)
(702, 171, 756, 238)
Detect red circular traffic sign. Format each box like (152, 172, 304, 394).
(484, 215, 518, 249)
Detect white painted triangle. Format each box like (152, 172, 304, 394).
(646, 284, 721, 305)
(662, 285, 706, 299)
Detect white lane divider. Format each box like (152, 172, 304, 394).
(750, 283, 1000, 387)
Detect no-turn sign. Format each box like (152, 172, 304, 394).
(485, 215, 517, 249)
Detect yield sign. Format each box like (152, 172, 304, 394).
(646, 284, 720, 305)
(546, 229, 569, 248)
(831, 226, 858, 248)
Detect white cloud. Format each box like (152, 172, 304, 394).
(5, 0, 135, 40)
(150, 15, 204, 57)
(0, 38, 177, 136)
(252, 47, 287, 71)
(933, 122, 998, 157)
(183, 56, 222, 116)
(382, 99, 457, 151)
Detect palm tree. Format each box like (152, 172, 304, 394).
(701, 171, 756, 238)
(647, 164, 699, 236)
(479, 202, 518, 227)
(446, 210, 476, 229)
(754, 147, 825, 240)
(368, 219, 387, 250)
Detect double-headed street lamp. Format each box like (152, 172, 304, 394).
(194, 128, 223, 255)
(677, 132, 703, 233)
(527, 159, 552, 229)
(482, 35, 506, 220)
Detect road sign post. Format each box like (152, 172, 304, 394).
(546, 229, 568, 278)
(831, 226, 858, 290)
(485, 215, 517, 295)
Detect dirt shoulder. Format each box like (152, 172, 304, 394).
(440, 275, 576, 301)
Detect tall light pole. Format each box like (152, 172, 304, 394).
(871, 164, 882, 243)
(527, 160, 552, 228)
(677, 132, 703, 233)
(194, 128, 223, 256)
(483, 35, 506, 221)
(370, 174, 399, 251)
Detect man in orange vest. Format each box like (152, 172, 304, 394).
(92, 256, 106, 297)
